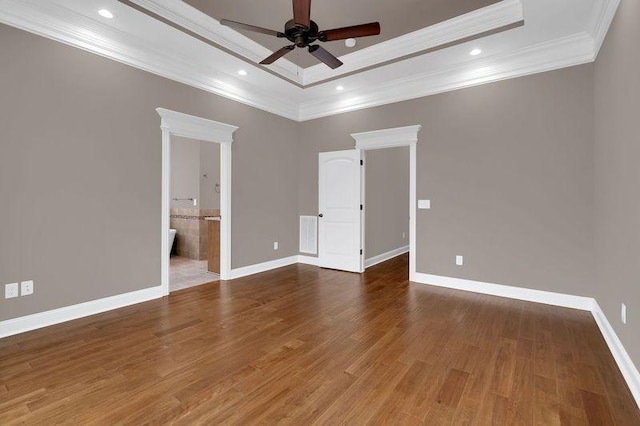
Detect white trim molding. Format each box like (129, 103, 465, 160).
(297, 255, 321, 266)
(229, 256, 299, 280)
(128, 0, 523, 86)
(410, 271, 639, 407)
(592, 301, 640, 406)
(412, 272, 594, 310)
(0, 286, 163, 339)
(353, 125, 422, 282)
(365, 246, 410, 269)
(302, 0, 524, 85)
(157, 108, 237, 293)
(0, 0, 619, 122)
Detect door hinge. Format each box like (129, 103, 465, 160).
(360, 204, 363, 211)
(360, 249, 363, 255)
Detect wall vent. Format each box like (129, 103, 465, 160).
(299, 216, 318, 254)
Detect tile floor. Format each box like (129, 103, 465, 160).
(170, 256, 219, 292)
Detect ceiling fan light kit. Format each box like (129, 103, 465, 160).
(220, 0, 381, 69)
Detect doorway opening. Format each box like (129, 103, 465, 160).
(157, 108, 237, 295)
(317, 125, 421, 280)
(169, 137, 221, 291)
(362, 146, 410, 270)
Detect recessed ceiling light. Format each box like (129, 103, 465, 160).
(98, 9, 114, 19)
(237, 70, 248, 76)
(345, 38, 357, 48)
(336, 86, 344, 91)
(470, 48, 482, 56)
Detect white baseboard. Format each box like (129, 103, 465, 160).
(297, 255, 320, 266)
(365, 245, 410, 268)
(229, 255, 299, 280)
(412, 272, 594, 311)
(591, 301, 640, 407)
(0, 285, 163, 339)
(412, 271, 639, 407)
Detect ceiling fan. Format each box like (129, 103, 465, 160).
(220, 0, 381, 69)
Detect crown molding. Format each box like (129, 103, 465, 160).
(127, 0, 303, 84)
(302, 0, 524, 85)
(299, 32, 596, 121)
(590, 0, 621, 57)
(0, 0, 619, 122)
(127, 0, 523, 87)
(0, 0, 300, 120)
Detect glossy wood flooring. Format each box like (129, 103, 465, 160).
(1, 255, 638, 425)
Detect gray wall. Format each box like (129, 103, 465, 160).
(171, 137, 200, 209)
(170, 137, 220, 210)
(0, 25, 299, 321)
(200, 140, 221, 210)
(365, 147, 410, 260)
(593, 0, 640, 369)
(299, 65, 596, 297)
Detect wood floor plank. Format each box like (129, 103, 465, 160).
(0, 254, 637, 424)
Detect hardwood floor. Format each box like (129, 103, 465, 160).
(1, 255, 638, 424)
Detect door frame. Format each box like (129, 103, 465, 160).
(351, 125, 422, 281)
(157, 108, 238, 295)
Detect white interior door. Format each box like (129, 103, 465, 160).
(318, 149, 363, 273)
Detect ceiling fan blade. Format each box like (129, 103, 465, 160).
(220, 19, 284, 38)
(260, 45, 296, 65)
(292, 0, 311, 29)
(318, 22, 381, 42)
(308, 45, 343, 69)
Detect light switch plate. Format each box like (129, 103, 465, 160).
(21, 280, 34, 296)
(621, 303, 627, 324)
(418, 200, 431, 210)
(5, 283, 19, 299)
(456, 255, 464, 266)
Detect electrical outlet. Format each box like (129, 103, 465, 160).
(418, 200, 431, 210)
(621, 303, 627, 325)
(21, 280, 34, 296)
(456, 255, 464, 266)
(273, 242, 279, 250)
(403, 232, 406, 240)
(5, 283, 19, 299)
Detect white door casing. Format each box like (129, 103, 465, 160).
(318, 150, 363, 273)
(351, 125, 422, 281)
(157, 108, 238, 295)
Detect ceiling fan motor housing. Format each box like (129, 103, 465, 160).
(284, 19, 319, 47)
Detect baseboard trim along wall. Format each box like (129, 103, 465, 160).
(412, 272, 594, 311)
(412, 272, 640, 407)
(591, 301, 640, 406)
(0, 286, 164, 339)
(297, 255, 321, 266)
(228, 255, 299, 280)
(365, 246, 410, 268)
(1, 257, 638, 408)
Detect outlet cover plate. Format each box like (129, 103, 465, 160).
(21, 280, 34, 296)
(418, 200, 431, 210)
(456, 255, 464, 266)
(5, 283, 19, 299)
(621, 303, 627, 324)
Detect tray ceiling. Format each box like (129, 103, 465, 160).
(183, 0, 500, 68)
(0, 0, 620, 121)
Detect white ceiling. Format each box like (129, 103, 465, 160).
(0, 0, 620, 121)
